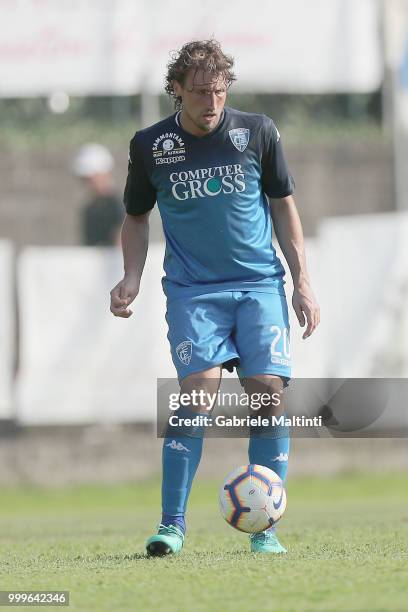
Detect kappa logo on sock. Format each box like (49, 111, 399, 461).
(176, 340, 192, 365)
(166, 439, 190, 452)
(272, 453, 289, 462)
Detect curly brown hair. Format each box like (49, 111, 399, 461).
(165, 39, 236, 110)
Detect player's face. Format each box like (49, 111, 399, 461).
(173, 69, 227, 137)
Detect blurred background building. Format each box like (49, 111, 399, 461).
(1, 0, 408, 483)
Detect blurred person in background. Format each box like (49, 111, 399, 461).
(110, 39, 319, 557)
(73, 143, 123, 246)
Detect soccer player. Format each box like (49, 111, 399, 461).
(110, 40, 320, 555)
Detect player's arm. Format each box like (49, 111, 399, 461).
(269, 195, 320, 338)
(261, 116, 319, 338)
(110, 135, 156, 318)
(110, 212, 150, 318)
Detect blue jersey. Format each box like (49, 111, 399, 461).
(124, 107, 295, 300)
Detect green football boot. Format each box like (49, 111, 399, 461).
(250, 529, 287, 554)
(146, 524, 185, 557)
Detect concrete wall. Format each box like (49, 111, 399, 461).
(0, 425, 406, 485)
(0, 142, 394, 246)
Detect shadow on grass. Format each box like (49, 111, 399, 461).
(101, 551, 252, 562)
(86, 549, 255, 563)
(81, 552, 148, 562)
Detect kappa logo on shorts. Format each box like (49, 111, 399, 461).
(176, 340, 192, 365)
(228, 128, 250, 152)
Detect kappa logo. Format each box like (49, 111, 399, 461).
(165, 439, 190, 452)
(228, 128, 250, 152)
(152, 132, 185, 165)
(272, 453, 289, 462)
(176, 340, 192, 365)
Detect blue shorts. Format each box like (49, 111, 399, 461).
(166, 291, 291, 381)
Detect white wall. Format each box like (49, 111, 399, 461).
(318, 211, 408, 378)
(0, 240, 14, 419)
(16, 245, 174, 424)
(15, 211, 408, 424)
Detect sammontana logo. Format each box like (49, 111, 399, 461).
(169, 164, 246, 200)
(152, 132, 185, 165)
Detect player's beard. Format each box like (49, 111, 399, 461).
(183, 106, 221, 134)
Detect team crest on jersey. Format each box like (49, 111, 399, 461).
(176, 340, 192, 365)
(228, 128, 250, 152)
(152, 132, 186, 165)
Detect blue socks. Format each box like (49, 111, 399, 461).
(161, 513, 186, 534)
(160, 409, 290, 535)
(248, 415, 290, 482)
(248, 415, 290, 533)
(161, 407, 204, 534)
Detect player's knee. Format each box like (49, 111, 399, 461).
(244, 374, 285, 417)
(165, 405, 205, 439)
(179, 370, 221, 413)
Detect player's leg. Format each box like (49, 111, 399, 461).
(234, 291, 291, 553)
(245, 374, 289, 480)
(245, 375, 289, 553)
(147, 368, 221, 556)
(162, 370, 220, 524)
(147, 292, 237, 556)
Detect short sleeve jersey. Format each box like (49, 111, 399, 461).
(124, 106, 295, 300)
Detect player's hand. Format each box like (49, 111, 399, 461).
(110, 276, 139, 318)
(292, 282, 320, 339)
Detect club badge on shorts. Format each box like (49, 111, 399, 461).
(176, 340, 192, 365)
(228, 128, 250, 152)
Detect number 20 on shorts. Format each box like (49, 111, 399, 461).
(270, 325, 290, 360)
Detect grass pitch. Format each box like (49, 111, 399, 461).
(1, 473, 408, 611)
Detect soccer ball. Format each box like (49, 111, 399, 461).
(219, 464, 287, 533)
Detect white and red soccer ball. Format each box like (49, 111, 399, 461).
(219, 464, 287, 533)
